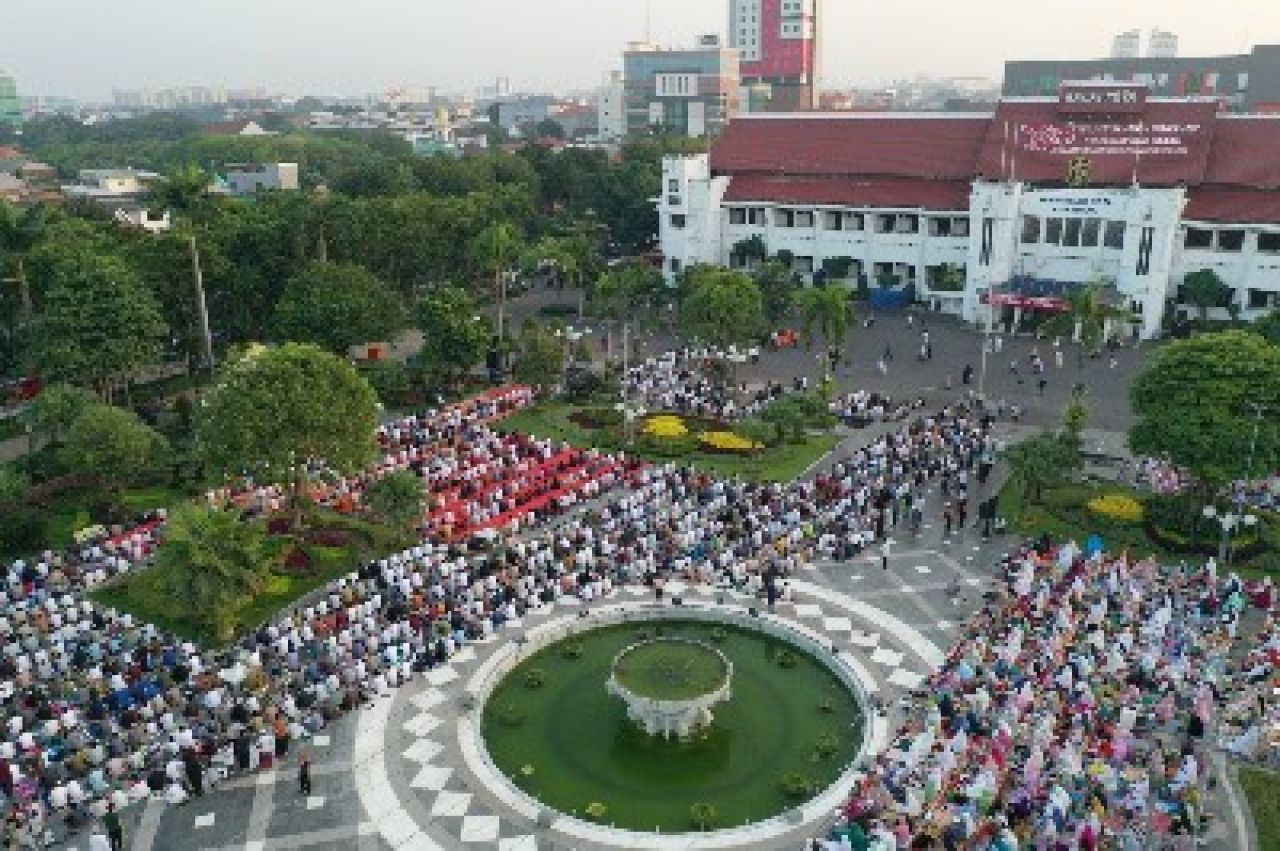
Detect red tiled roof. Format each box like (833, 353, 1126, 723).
(722, 175, 972, 210)
(1202, 118, 1280, 187)
(975, 100, 1221, 186)
(710, 116, 990, 181)
(1184, 187, 1280, 224)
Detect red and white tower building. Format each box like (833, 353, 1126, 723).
(728, 0, 821, 111)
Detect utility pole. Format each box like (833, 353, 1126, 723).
(189, 234, 214, 372)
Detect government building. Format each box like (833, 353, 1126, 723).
(657, 82, 1280, 338)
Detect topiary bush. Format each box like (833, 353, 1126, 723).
(779, 772, 815, 799)
(690, 802, 718, 829)
(524, 667, 546, 689)
(813, 732, 840, 760)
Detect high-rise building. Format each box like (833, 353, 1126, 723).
(728, 0, 821, 110)
(1111, 30, 1142, 59)
(0, 70, 20, 126)
(623, 38, 741, 137)
(1148, 28, 1179, 59)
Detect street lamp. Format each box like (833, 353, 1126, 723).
(1202, 505, 1258, 564)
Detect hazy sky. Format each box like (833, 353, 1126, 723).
(4, 0, 1277, 99)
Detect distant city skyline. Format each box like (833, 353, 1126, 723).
(2, 0, 1275, 100)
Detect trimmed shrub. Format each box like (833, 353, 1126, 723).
(690, 802, 718, 829)
(780, 772, 815, 799)
(524, 667, 546, 689)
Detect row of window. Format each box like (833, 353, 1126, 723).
(1177, 286, 1280, 311)
(1185, 228, 1280, 254)
(1021, 216, 1127, 250)
(726, 207, 969, 237)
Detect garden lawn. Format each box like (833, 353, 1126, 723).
(997, 480, 1278, 578)
(497, 402, 839, 482)
(27, 485, 189, 558)
(1238, 767, 1280, 851)
(89, 512, 404, 646)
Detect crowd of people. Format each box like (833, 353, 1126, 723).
(622, 348, 765, 422)
(0, 362, 1273, 850)
(821, 539, 1277, 850)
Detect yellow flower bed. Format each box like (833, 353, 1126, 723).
(643, 414, 689, 438)
(699, 431, 762, 452)
(1086, 493, 1144, 524)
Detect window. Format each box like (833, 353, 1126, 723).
(1104, 220, 1126, 249)
(667, 195, 680, 206)
(729, 208, 747, 225)
(1063, 218, 1082, 248)
(794, 210, 815, 228)
(1259, 232, 1280, 254)
(1249, 289, 1277, 310)
(875, 214, 895, 234)
(929, 217, 952, 237)
(953, 218, 970, 237)
(1021, 216, 1041, 244)
(896, 215, 919, 234)
(1081, 218, 1100, 248)
(1218, 230, 1245, 252)
(775, 209, 796, 228)
(1044, 217, 1063, 245)
(795, 256, 814, 274)
(1184, 228, 1213, 249)
(822, 211, 842, 231)
(669, 258, 682, 274)
(668, 179, 679, 192)
(749, 208, 767, 226)
(669, 214, 686, 229)
(845, 213, 864, 232)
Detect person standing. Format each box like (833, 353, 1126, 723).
(103, 803, 123, 851)
(942, 501, 954, 537)
(880, 536, 893, 571)
(298, 751, 312, 796)
(955, 498, 968, 529)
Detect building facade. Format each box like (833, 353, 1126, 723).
(221, 163, 299, 197)
(596, 73, 627, 142)
(658, 84, 1280, 338)
(623, 39, 741, 137)
(728, 0, 821, 110)
(1004, 44, 1280, 112)
(0, 70, 19, 126)
(1111, 31, 1141, 60)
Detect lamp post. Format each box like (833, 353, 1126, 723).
(1202, 505, 1257, 564)
(1244, 402, 1269, 484)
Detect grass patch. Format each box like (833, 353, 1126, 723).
(998, 480, 1277, 578)
(88, 511, 405, 646)
(497, 402, 838, 482)
(1239, 766, 1280, 851)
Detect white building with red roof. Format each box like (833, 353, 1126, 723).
(658, 83, 1280, 338)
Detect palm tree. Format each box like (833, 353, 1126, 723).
(1042, 279, 1133, 365)
(469, 222, 521, 342)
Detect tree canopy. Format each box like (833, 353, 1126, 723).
(1182, 269, 1232, 320)
(24, 245, 168, 400)
(195, 344, 379, 502)
(414, 286, 491, 387)
(62, 403, 170, 490)
(273, 260, 405, 353)
(1129, 330, 1280, 487)
(680, 267, 764, 349)
(511, 321, 567, 390)
(363, 470, 426, 531)
(153, 504, 272, 643)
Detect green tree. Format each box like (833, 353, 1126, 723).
(731, 235, 768, 270)
(1129, 330, 1280, 493)
(1253, 308, 1280, 345)
(363, 469, 425, 531)
(511, 321, 567, 390)
(680, 266, 764, 349)
(931, 263, 966, 293)
(62, 403, 170, 492)
(469, 221, 522, 340)
(148, 164, 213, 219)
(1003, 433, 1078, 503)
(25, 247, 168, 402)
(21, 383, 95, 448)
(752, 260, 799, 325)
(1182, 269, 1232, 321)
(1042, 279, 1131, 360)
(273, 261, 405, 353)
(0, 464, 29, 505)
(1060, 384, 1089, 457)
(414, 286, 491, 388)
(533, 118, 566, 139)
(195, 344, 379, 521)
(153, 504, 271, 643)
(794, 286, 853, 355)
(593, 259, 664, 321)
(0, 202, 48, 322)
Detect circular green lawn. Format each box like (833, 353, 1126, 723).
(612, 638, 730, 701)
(481, 619, 864, 832)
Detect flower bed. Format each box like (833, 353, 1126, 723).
(699, 431, 762, 455)
(643, 414, 689, 439)
(1085, 493, 1144, 524)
